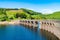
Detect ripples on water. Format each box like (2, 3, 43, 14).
(0, 25, 59, 40)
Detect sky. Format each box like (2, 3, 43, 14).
(0, 0, 60, 14)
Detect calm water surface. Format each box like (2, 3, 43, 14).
(0, 25, 47, 40)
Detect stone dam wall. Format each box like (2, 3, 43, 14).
(19, 20, 60, 40)
(40, 20, 60, 40)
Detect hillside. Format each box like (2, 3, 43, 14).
(45, 11, 60, 19)
(0, 8, 60, 21)
(6, 8, 44, 20)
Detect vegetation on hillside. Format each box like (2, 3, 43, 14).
(0, 8, 60, 21)
(45, 12, 60, 19)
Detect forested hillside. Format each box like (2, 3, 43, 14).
(0, 8, 60, 21)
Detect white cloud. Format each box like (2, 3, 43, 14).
(40, 9, 54, 14)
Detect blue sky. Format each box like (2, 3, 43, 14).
(0, 0, 60, 14)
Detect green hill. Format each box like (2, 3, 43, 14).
(6, 8, 44, 20)
(45, 11, 60, 19)
(0, 8, 60, 21)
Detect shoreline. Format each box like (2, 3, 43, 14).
(0, 20, 20, 25)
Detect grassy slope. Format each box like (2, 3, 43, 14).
(45, 11, 60, 19)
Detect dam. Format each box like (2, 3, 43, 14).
(0, 20, 60, 40)
(19, 20, 60, 40)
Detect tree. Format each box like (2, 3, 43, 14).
(16, 12, 27, 19)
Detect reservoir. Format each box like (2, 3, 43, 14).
(0, 25, 59, 40)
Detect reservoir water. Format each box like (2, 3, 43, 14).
(0, 25, 58, 40)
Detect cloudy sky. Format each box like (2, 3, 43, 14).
(0, 0, 60, 14)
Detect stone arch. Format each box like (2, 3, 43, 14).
(35, 21, 38, 24)
(31, 21, 33, 24)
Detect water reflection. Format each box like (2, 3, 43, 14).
(0, 25, 47, 40)
(0, 25, 59, 40)
(25, 25, 60, 40)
